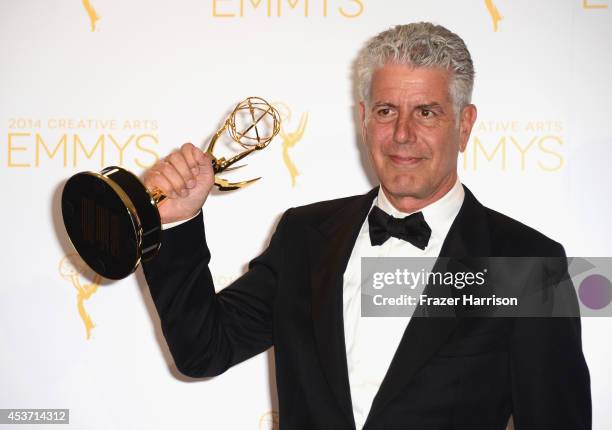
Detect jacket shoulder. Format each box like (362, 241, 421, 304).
(286, 192, 372, 225)
(483, 206, 565, 257)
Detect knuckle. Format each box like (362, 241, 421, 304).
(144, 168, 159, 182)
(144, 175, 162, 191)
(160, 160, 173, 174)
(151, 160, 164, 171)
(167, 151, 183, 164)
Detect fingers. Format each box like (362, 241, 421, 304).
(164, 155, 191, 197)
(181, 142, 212, 178)
(169, 148, 195, 188)
(145, 143, 204, 198)
(180, 143, 199, 177)
(192, 144, 210, 167)
(153, 159, 187, 198)
(145, 168, 176, 198)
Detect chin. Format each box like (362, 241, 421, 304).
(382, 177, 428, 200)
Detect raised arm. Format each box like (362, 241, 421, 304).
(141, 143, 284, 377)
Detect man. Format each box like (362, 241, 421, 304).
(142, 23, 591, 429)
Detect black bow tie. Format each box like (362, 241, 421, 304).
(368, 205, 432, 249)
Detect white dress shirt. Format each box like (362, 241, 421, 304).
(342, 179, 464, 429)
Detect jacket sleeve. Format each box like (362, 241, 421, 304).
(142, 210, 288, 378)
(509, 244, 592, 429)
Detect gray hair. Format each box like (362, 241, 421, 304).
(356, 22, 475, 116)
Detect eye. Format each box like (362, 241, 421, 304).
(419, 108, 434, 118)
(373, 106, 397, 122)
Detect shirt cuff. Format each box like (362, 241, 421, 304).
(161, 210, 202, 230)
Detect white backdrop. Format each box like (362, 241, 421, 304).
(1, 0, 611, 428)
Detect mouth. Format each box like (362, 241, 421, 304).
(388, 155, 425, 167)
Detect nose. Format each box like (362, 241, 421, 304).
(392, 113, 416, 145)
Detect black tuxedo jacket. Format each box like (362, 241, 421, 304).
(142, 185, 591, 430)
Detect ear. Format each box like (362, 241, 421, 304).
(359, 101, 367, 145)
(458, 104, 477, 152)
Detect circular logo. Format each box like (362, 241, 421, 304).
(578, 274, 612, 310)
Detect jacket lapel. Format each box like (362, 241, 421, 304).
(309, 187, 378, 429)
(364, 185, 492, 424)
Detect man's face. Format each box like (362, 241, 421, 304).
(360, 64, 476, 210)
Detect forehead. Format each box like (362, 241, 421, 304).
(370, 64, 452, 103)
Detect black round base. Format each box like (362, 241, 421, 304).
(61, 166, 162, 280)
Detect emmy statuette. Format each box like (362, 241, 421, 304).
(61, 97, 281, 279)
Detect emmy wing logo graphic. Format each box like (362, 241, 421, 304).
(59, 254, 101, 339)
(273, 102, 308, 187)
(82, 0, 101, 31)
(484, 0, 503, 31)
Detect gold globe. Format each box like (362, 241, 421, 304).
(226, 96, 281, 149)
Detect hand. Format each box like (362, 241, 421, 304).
(144, 143, 215, 224)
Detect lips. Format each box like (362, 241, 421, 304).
(388, 155, 425, 166)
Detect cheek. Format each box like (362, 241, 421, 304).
(365, 128, 382, 153)
(368, 126, 393, 152)
(432, 136, 461, 170)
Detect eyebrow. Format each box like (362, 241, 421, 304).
(370, 101, 446, 113)
(371, 101, 397, 109)
(415, 102, 444, 112)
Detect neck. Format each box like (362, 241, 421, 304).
(382, 174, 457, 214)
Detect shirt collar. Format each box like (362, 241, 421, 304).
(375, 178, 464, 235)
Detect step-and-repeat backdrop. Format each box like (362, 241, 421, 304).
(1, 1, 611, 428)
